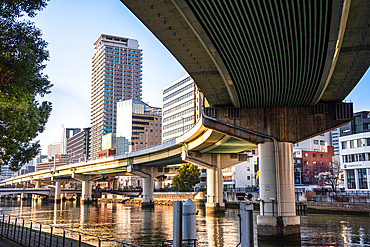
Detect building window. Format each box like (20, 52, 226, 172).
(313, 153, 316, 157)
(350, 140, 355, 148)
(320, 162, 324, 166)
(313, 140, 319, 145)
(304, 161, 308, 165)
(320, 154, 324, 158)
(247, 176, 250, 180)
(247, 167, 250, 171)
(347, 170, 356, 189)
(297, 159, 301, 164)
(355, 116, 363, 133)
(358, 169, 368, 189)
(313, 162, 317, 165)
(320, 140, 325, 145)
(304, 153, 308, 157)
(357, 139, 364, 147)
(342, 141, 347, 149)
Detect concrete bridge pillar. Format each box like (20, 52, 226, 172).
(72, 174, 92, 203)
(81, 177, 92, 203)
(55, 179, 61, 203)
(142, 167, 154, 208)
(32, 181, 41, 201)
(72, 174, 102, 203)
(257, 142, 300, 241)
(206, 154, 225, 213)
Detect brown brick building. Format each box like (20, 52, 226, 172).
(294, 146, 334, 184)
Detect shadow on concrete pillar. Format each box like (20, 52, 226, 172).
(257, 142, 300, 241)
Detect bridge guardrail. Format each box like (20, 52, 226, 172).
(0, 214, 139, 247)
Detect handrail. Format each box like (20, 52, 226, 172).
(0, 213, 139, 247)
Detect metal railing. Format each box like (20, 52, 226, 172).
(0, 214, 139, 247)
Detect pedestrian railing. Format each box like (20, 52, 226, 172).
(0, 214, 139, 247)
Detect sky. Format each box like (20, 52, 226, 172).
(31, 0, 370, 154)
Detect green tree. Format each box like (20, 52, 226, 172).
(0, 0, 52, 171)
(172, 163, 201, 192)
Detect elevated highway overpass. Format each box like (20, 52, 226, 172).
(0, 120, 256, 204)
(120, 0, 370, 240)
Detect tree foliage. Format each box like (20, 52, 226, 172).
(0, 0, 52, 171)
(172, 163, 200, 192)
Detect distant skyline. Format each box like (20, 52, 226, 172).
(33, 0, 370, 154)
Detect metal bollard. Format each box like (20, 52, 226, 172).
(182, 198, 196, 246)
(240, 202, 254, 247)
(173, 201, 183, 247)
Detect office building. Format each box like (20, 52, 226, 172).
(90, 34, 143, 159)
(340, 111, 370, 191)
(331, 128, 340, 155)
(61, 127, 81, 154)
(36, 154, 69, 171)
(67, 128, 91, 163)
(0, 165, 17, 182)
(162, 73, 202, 141)
(47, 142, 62, 159)
(116, 99, 162, 155)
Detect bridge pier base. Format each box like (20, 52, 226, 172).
(257, 142, 300, 241)
(142, 167, 154, 208)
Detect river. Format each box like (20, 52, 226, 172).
(0, 199, 369, 246)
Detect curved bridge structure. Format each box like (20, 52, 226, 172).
(122, 0, 370, 108)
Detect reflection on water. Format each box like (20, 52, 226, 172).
(0, 199, 369, 246)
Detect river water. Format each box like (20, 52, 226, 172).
(0, 199, 369, 246)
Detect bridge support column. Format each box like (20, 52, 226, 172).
(72, 174, 102, 203)
(257, 142, 300, 241)
(142, 167, 154, 208)
(54, 179, 61, 203)
(206, 154, 225, 214)
(32, 181, 41, 201)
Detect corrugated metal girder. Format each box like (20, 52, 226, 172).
(185, 0, 334, 108)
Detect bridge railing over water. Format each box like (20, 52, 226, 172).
(0, 214, 139, 247)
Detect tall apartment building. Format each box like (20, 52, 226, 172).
(116, 99, 162, 155)
(90, 34, 143, 159)
(340, 111, 370, 191)
(162, 74, 202, 141)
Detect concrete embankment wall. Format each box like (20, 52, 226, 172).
(307, 202, 370, 214)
